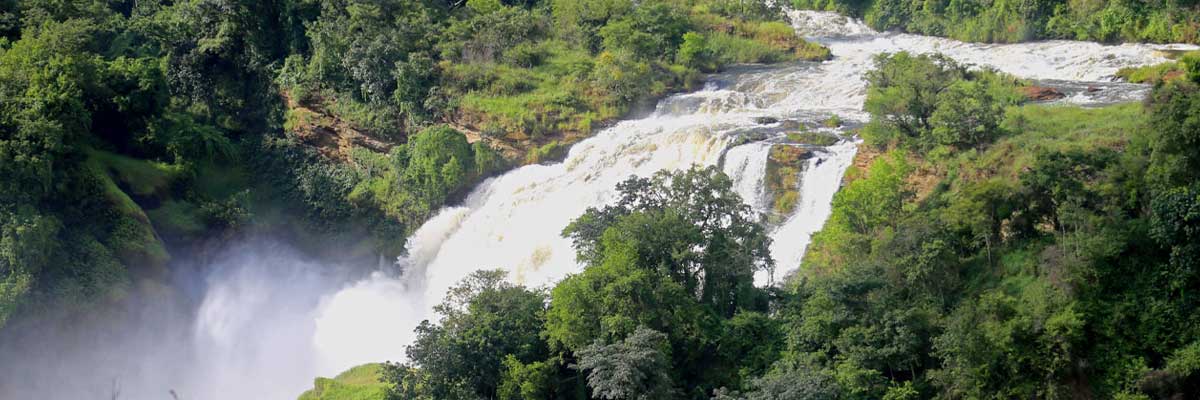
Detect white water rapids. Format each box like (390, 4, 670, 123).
(1, 10, 1195, 400)
(312, 10, 1193, 378)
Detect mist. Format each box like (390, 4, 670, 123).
(0, 237, 393, 400)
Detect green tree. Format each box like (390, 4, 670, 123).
(678, 32, 714, 71)
(862, 52, 965, 148)
(929, 80, 1008, 149)
(497, 356, 557, 400)
(1147, 81, 1200, 188)
(400, 125, 478, 216)
(544, 232, 706, 352)
(563, 167, 773, 315)
(387, 270, 548, 400)
(826, 152, 912, 235)
(931, 283, 1083, 399)
(575, 326, 675, 400)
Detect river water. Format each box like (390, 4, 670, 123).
(1, 10, 1193, 400)
(312, 9, 1191, 380)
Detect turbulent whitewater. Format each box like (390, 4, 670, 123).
(2, 10, 1194, 400)
(313, 10, 1193, 375)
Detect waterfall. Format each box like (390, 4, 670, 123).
(311, 10, 1194, 381)
(3, 10, 1194, 400)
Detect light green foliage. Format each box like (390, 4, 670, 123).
(787, 53, 1200, 400)
(864, 52, 1021, 152)
(827, 151, 911, 235)
(467, 0, 504, 14)
(0, 271, 31, 328)
(549, 167, 777, 394)
(862, 52, 966, 147)
(717, 359, 842, 400)
(284, 0, 829, 143)
(930, 80, 1012, 149)
(348, 125, 498, 227)
(88, 150, 184, 197)
(1115, 51, 1200, 85)
(544, 235, 703, 352)
(497, 356, 556, 400)
(298, 363, 390, 400)
(786, 131, 839, 146)
(598, 2, 688, 61)
(1184, 53, 1200, 83)
(0, 210, 56, 327)
(1146, 81, 1200, 188)
(678, 31, 713, 70)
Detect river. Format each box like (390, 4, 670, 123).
(0, 10, 1192, 400)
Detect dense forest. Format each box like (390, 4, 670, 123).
(299, 53, 1200, 400)
(3, 0, 1200, 400)
(0, 0, 827, 329)
(791, 0, 1200, 43)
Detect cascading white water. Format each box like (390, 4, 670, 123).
(4, 10, 1194, 400)
(311, 10, 1195, 383)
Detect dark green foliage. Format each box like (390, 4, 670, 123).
(0, 0, 826, 331)
(1147, 80, 1200, 188)
(575, 327, 675, 400)
(788, 52, 1200, 400)
(1150, 184, 1200, 289)
(385, 270, 548, 400)
(563, 166, 774, 316)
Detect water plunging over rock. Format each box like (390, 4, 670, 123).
(310, 10, 1191, 380)
(6, 10, 1192, 400)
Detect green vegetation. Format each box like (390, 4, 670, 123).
(1117, 50, 1200, 84)
(765, 145, 812, 218)
(796, 52, 1200, 399)
(793, 0, 1200, 43)
(333, 52, 1200, 400)
(280, 0, 831, 145)
(785, 131, 839, 146)
(383, 167, 778, 399)
(0, 0, 827, 330)
(299, 363, 391, 400)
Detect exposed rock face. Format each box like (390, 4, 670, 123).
(765, 145, 813, 221)
(1018, 86, 1066, 101)
(283, 94, 397, 161)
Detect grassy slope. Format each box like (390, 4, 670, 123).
(298, 364, 390, 400)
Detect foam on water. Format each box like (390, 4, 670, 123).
(311, 10, 1190, 380)
(3, 10, 1192, 400)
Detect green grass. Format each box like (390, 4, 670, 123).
(87, 149, 184, 197)
(83, 152, 171, 269)
(298, 363, 390, 400)
(786, 131, 840, 146)
(145, 200, 206, 238)
(960, 103, 1147, 181)
(708, 32, 796, 65)
(1115, 51, 1199, 84)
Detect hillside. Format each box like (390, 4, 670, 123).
(0, 0, 828, 329)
